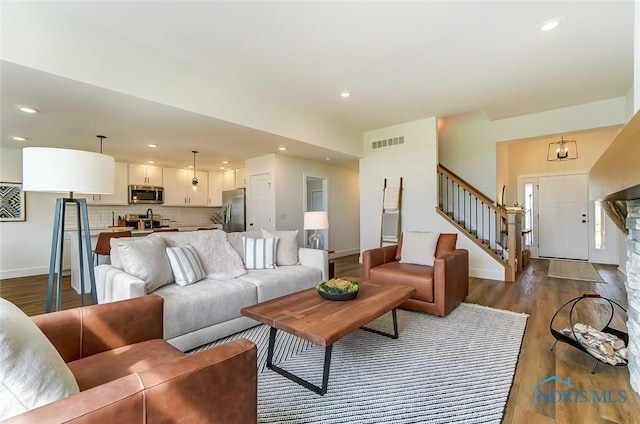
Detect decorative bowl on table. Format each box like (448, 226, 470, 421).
(316, 278, 359, 301)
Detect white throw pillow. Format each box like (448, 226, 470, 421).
(109, 236, 124, 269)
(116, 235, 174, 292)
(166, 245, 207, 286)
(261, 229, 299, 265)
(0, 298, 80, 420)
(155, 230, 247, 279)
(243, 237, 278, 270)
(226, 231, 263, 260)
(399, 231, 440, 267)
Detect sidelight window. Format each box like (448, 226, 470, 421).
(594, 201, 605, 250)
(523, 182, 534, 247)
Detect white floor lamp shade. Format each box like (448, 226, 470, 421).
(23, 147, 114, 194)
(22, 147, 115, 312)
(304, 211, 329, 250)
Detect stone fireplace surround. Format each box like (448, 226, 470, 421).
(625, 199, 640, 394)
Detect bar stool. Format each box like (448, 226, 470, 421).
(152, 228, 179, 232)
(93, 230, 132, 266)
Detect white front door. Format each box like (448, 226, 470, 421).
(248, 173, 273, 231)
(538, 174, 589, 260)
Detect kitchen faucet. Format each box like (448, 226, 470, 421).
(146, 208, 154, 230)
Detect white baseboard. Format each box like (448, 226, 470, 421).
(329, 248, 360, 258)
(469, 267, 504, 281)
(0, 267, 69, 280)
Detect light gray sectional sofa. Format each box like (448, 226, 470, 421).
(95, 229, 327, 351)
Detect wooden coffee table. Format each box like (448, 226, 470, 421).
(241, 280, 415, 395)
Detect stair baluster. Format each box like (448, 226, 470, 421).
(436, 164, 520, 282)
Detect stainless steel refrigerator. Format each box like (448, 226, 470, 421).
(222, 188, 246, 232)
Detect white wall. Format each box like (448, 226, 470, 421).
(1, 2, 362, 158)
(0, 148, 59, 278)
(360, 117, 503, 280)
(0, 147, 231, 279)
(439, 97, 629, 201)
(635, 0, 639, 114)
(246, 154, 360, 256)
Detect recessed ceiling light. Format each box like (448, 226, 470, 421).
(148, 144, 157, 148)
(341, 91, 351, 98)
(541, 17, 563, 32)
(147, 160, 155, 164)
(219, 166, 226, 170)
(222, 160, 229, 164)
(278, 147, 287, 151)
(325, 157, 331, 161)
(19, 107, 37, 113)
(12, 136, 27, 141)
(188, 165, 193, 169)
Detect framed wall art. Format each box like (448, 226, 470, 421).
(0, 182, 26, 222)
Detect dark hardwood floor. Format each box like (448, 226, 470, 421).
(336, 255, 640, 424)
(1, 256, 638, 423)
(0, 274, 92, 316)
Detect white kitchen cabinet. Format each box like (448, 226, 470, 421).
(222, 168, 246, 190)
(162, 168, 185, 206)
(77, 162, 128, 205)
(208, 171, 223, 206)
(235, 168, 246, 188)
(222, 169, 236, 191)
(129, 164, 162, 186)
(163, 168, 208, 206)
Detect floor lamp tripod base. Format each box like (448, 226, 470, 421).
(46, 197, 97, 313)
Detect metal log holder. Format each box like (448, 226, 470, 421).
(550, 293, 628, 374)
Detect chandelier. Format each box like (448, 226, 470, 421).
(547, 136, 578, 161)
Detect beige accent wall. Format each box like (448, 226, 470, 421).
(498, 126, 622, 205)
(590, 111, 640, 201)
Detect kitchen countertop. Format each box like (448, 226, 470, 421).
(68, 224, 222, 237)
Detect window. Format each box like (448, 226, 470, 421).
(523, 182, 534, 247)
(594, 201, 605, 250)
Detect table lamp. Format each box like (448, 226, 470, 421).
(303, 211, 329, 250)
(23, 147, 114, 312)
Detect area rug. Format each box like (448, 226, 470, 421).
(189, 304, 528, 423)
(547, 259, 605, 282)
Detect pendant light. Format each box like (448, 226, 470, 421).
(547, 136, 578, 161)
(191, 150, 199, 190)
(96, 135, 106, 153)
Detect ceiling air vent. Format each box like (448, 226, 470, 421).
(372, 136, 404, 149)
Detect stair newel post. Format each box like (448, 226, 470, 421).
(506, 208, 523, 282)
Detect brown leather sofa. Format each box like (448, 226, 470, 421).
(362, 233, 469, 317)
(3, 296, 257, 424)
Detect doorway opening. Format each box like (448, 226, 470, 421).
(304, 176, 328, 248)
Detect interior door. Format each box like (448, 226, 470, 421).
(248, 173, 272, 231)
(538, 174, 589, 260)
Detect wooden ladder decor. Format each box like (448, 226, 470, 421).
(380, 177, 403, 247)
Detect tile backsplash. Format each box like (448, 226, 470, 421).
(64, 205, 223, 230)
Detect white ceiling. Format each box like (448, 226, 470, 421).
(1, 1, 634, 171)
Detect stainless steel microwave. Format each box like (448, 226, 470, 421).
(128, 185, 164, 204)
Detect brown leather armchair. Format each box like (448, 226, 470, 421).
(362, 233, 469, 317)
(3, 296, 257, 424)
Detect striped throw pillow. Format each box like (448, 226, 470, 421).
(243, 237, 278, 270)
(165, 245, 206, 286)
